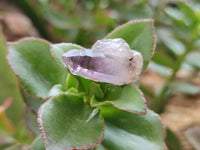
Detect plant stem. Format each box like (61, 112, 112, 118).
(151, 42, 193, 113)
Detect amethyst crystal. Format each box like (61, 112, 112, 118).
(62, 38, 143, 85)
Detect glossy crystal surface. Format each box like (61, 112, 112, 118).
(62, 38, 143, 85)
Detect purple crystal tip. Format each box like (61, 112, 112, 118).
(62, 38, 143, 85)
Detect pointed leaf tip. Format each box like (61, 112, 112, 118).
(105, 19, 156, 71)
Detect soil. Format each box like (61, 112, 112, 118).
(0, 1, 39, 41)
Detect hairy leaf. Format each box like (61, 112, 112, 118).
(7, 38, 68, 99)
(91, 84, 146, 114)
(100, 106, 167, 150)
(21, 89, 44, 114)
(47, 84, 78, 98)
(105, 19, 156, 70)
(25, 108, 40, 136)
(38, 94, 104, 150)
(32, 135, 45, 150)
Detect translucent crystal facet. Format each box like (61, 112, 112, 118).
(62, 38, 143, 85)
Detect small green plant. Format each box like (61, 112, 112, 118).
(146, 1, 200, 112)
(7, 19, 167, 150)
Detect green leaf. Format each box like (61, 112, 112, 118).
(123, 2, 153, 20)
(7, 38, 68, 99)
(100, 106, 167, 150)
(91, 84, 146, 114)
(51, 43, 83, 68)
(0, 29, 23, 124)
(158, 29, 186, 55)
(170, 82, 200, 95)
(44, 9, 75, 29)
(179, 2, 198, 27)
(47, 84, 78, 98)
(21, 89, 44, 114)
(166, 129, 182, 150)
(46, 84, 66, 97)
(66, 74, 78, 90)
(194, 39, 200, 49)
(88, 82, 104, 99)
(32, 135, 45, 150)
(105, 19, 156, 70)
(152, 51, 175, 69)
(186, 51, 200, 69)
(165, 2, 198, 28)
(148, 62, 170, 78)
(38, 94, 104, 150)
(93, 144, 107, 150)
(25, 108, 40, 136)
(67, 75, 92, 94)
(165, 7, 185, 28)
(76, 76, 93, 93)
